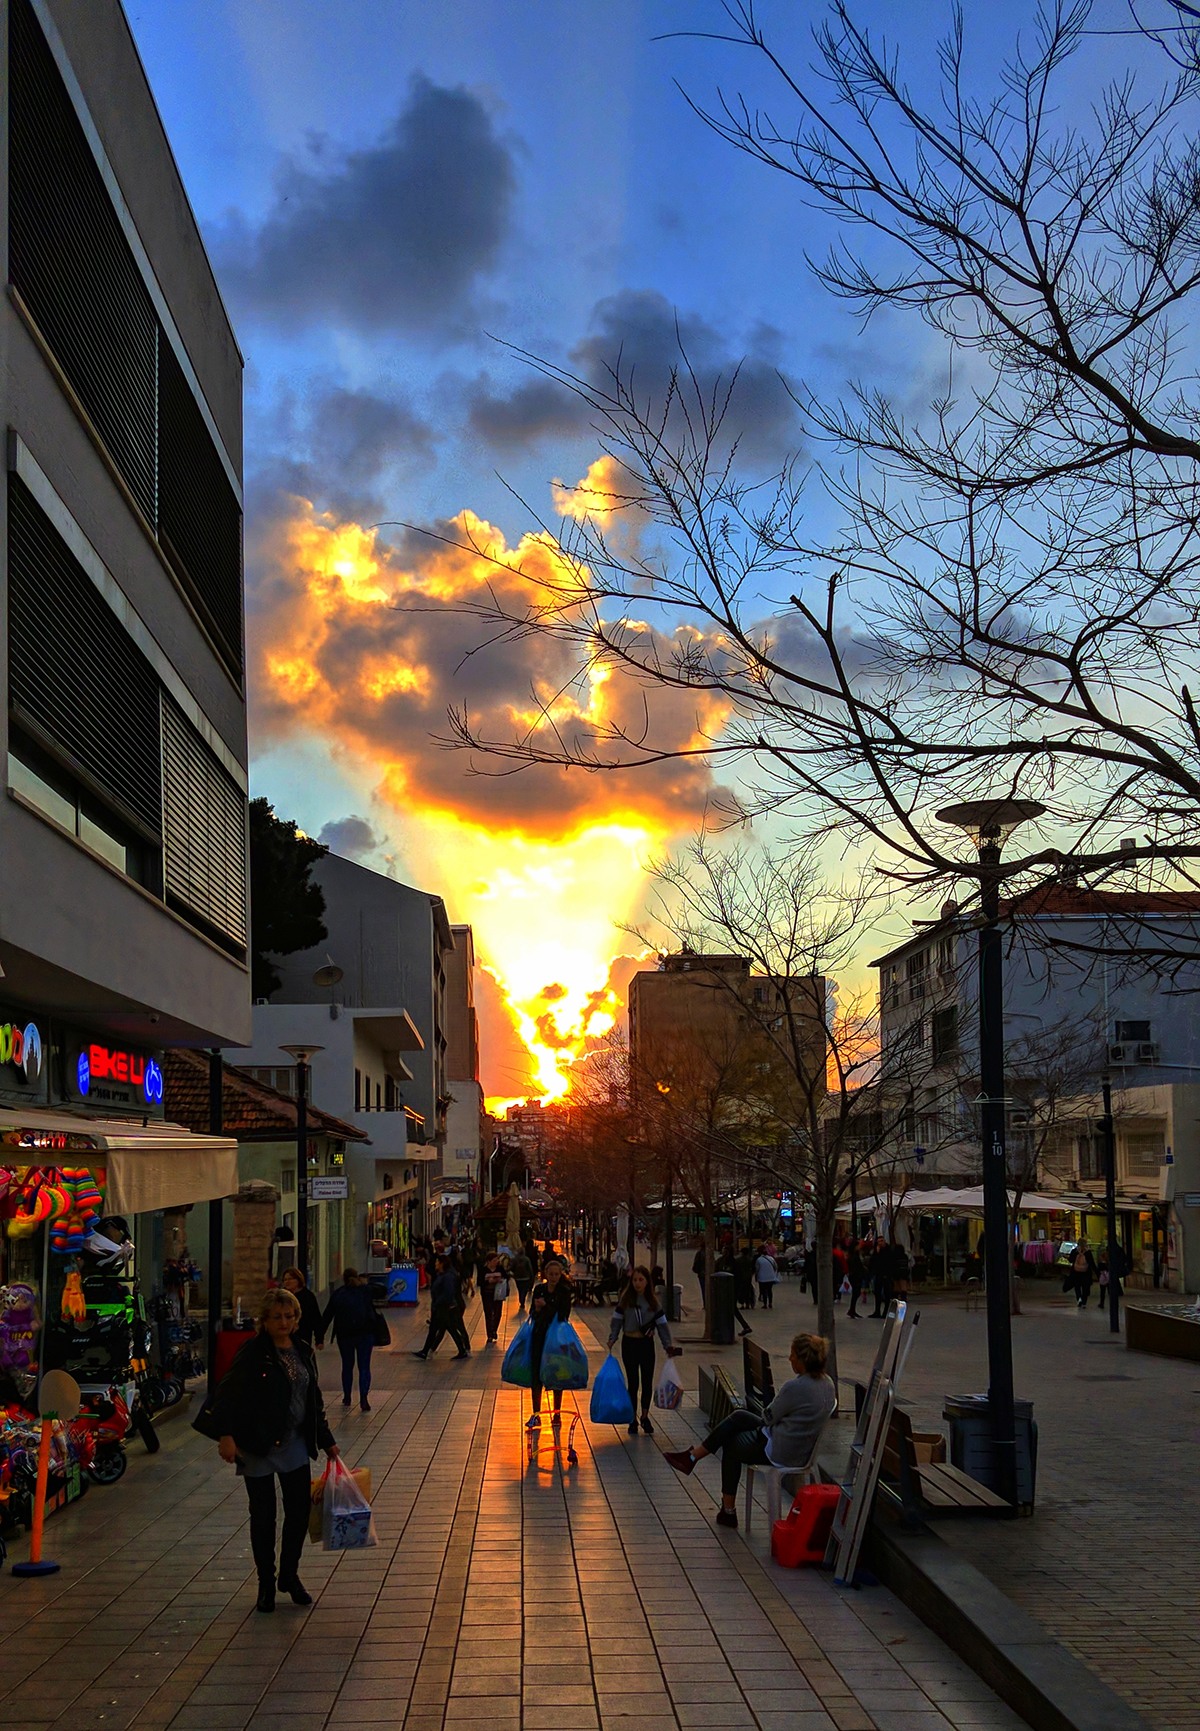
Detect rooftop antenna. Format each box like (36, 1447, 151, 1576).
(313, 959, 344, 1020)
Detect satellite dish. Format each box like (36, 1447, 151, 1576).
(313, 963, 344, 988)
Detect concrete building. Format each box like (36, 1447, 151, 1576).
(443, 923, 483, 1217)
(872, 887, 1200, 1289)
(0, 0, 249, 1314)
(240, 851, 457, 1266)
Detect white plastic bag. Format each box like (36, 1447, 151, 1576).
(322, 1457, 378, 1551)
(839, 1277, 852, 1297)
(654, 1356, 684, 1410)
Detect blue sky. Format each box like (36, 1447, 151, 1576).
(123, 0, 1152, 1096)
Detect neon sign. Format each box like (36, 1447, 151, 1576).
(0, 1021, 42, 1084)
(77, 1044, 163, 1107)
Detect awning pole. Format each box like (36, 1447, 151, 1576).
(207, 1050, 224, 1400)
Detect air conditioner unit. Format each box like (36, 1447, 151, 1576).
(1009, 1111, 1032, 1127)
(1108, 1042, 1131, 1064)
(1108, 1041, 1160, 1065)
(1137, 1042, 1160, 1063)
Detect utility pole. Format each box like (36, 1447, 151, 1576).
(281, 1044, 324, 1284)
(206, 1049, 223, 1399)
(1101, 1074, 1120, 1334)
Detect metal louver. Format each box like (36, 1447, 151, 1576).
(161, 695, 247, 949)
(8, 0, 158, 525)
(7, 475, 162, 836)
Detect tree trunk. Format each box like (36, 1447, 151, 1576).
(814, 1210, 838, 1386)
(703, 1214, 717, 1341)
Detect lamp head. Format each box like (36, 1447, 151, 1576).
(936, 798, 1046, 850)
(281, 1043, 325, 1065)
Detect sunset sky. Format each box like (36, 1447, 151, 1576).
(126, 0, 1121, 1103)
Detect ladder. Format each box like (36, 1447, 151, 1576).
(827, 1301, 917, 1586)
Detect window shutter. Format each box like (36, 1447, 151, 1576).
(161, 694, 247, 947)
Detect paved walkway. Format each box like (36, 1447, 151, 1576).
(0, 1291, 1022, 1731)
(674, 1271, 1198, 1731)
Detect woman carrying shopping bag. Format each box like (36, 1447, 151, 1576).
(196, 1288, 338, 1611)
(607, 1265, 676, 1436)
(527, 1260, 574, 1430)
(319, 1269, 378, 1411)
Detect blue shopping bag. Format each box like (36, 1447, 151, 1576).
(590, 1351, 634, 1424)
(501, 1319, 534, 1387)
(539, 1319, 589, 1390)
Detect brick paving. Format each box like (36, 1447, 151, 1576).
(0, 1290, 1023, 1731)
(680, 1271, 1198, 1731)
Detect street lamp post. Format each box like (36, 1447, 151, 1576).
(664, 1156, 676, 1320)
(1100, 1074, 1120, 1334)
(937, 798, 1044, 1509)
(281, 1044, 324, 1285)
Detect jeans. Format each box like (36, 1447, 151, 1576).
(339, 1335, 373, 1401)
(481, 1294, 503, 1340)
(758, 1281, 775, 1309)
(531, 1318, 562, 1413)
(244, 1461, 311, 1586)
(515, 1279, 532, 1308)
(849, 1280, 863, 1317)
(702, 1409, 770, 1497)
(621, 1336, 656, 1412)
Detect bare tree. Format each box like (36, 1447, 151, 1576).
(634, 836, 934, 1375)
(432, 1, 1200, 976)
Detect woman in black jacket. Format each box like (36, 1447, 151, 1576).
(203, 1289, 338, 1612)
(527, 1261, 573, 1430)
(280, 1267, 322, 1347)
(319, 1268, 378, 1412)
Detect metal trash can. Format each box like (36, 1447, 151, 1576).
(710, 1271, 735, 1345)
(667, 1283, 682, 1323)
(943, 1393, 1037, 1509)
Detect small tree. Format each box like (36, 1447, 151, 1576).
(249, 798, 328, 1000)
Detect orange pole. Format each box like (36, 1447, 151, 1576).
(27, 1418, 52, 1565)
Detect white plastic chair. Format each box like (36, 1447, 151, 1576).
(744, 1402, 836, 1532)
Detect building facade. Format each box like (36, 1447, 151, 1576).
(872, 888, 1200, 1287)
(443, 923, 483, 1217)
(0, 0, 249, 1338)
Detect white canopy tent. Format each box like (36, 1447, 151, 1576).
(836, 1186, 1074, 1216)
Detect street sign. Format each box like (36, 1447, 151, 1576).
(309, 1175, 348, 1200)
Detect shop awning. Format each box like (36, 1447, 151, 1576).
(836, 1186, 1072, 1215)
(0, 1108, 237, 1215)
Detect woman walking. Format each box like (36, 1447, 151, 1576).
(664, 1333, 837, 1529)
(203, 1289, 338, 1611)
(319, 1268, 377, 1411)
(527, 1260, 574, 1430)
(279, 1267, 322, 1347)
(480, 1251, 506, 1343)
(607, 1265, 676, 1436)
(1069, 1241, 1097, 1308)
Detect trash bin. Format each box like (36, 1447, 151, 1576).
(943, 1393, 1037, 1509)
(710, 1271, 735, 1345)
(667, 1283, 682, 1323)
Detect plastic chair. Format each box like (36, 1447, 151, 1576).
(744, 1401, 836, 1532)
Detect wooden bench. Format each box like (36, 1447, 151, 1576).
(698, 1363, 740, 1428)
(879, 1406, 1008, 1519)
(743, 1338, 776, 1418)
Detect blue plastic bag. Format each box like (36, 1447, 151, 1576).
(501, 1319, 534, 1387)
(590, 1352, 634, 1423)
(538, 1319, 589, 1390)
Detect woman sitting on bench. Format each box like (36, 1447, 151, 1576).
(664, 1332, 836, 1529)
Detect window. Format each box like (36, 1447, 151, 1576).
(385, 1075, 397, 1112)
(281, 1167, 295, 1195)
(932, 1006, 959, 1064)
(906, 951, 928, 1002)
(354, 1069, 362, 1112)
(1124, 1133, 1165, 1176)
(8, 0, 243, 677)
(936, 936, 955, 977)
(1115, 1020, 1152, 1044)
(880, 964, 900, 1011)
(376, 1081, 382, 1111)
(363, 1074, 371, 1112)
(753, 984, 768, 1005)
(8, 726, 152, 888)
(1077, 1132, 1104, 1181)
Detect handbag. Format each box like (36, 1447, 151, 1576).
(308, 1464, 372, 1543)
(372, 1308, 392, 1347)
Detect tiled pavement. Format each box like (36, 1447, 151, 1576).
(0, 1290, 1025, 1731)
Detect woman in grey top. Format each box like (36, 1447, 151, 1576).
(607, 1267, 675, 1436)
(664, 1332, 836, 1529)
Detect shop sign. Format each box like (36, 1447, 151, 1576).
(0, 1011, 45, 1094)
(309, 1174, 349, 1200)
(66, 1034, 165, 1117)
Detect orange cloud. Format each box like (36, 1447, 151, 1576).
(249, 483, 729, 1101)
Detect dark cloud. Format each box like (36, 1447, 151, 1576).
(214, 75, 515, 335)
(249, 383, 436, 523)
(317, 815, 381, 860)
(465, 289, 802, 463)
